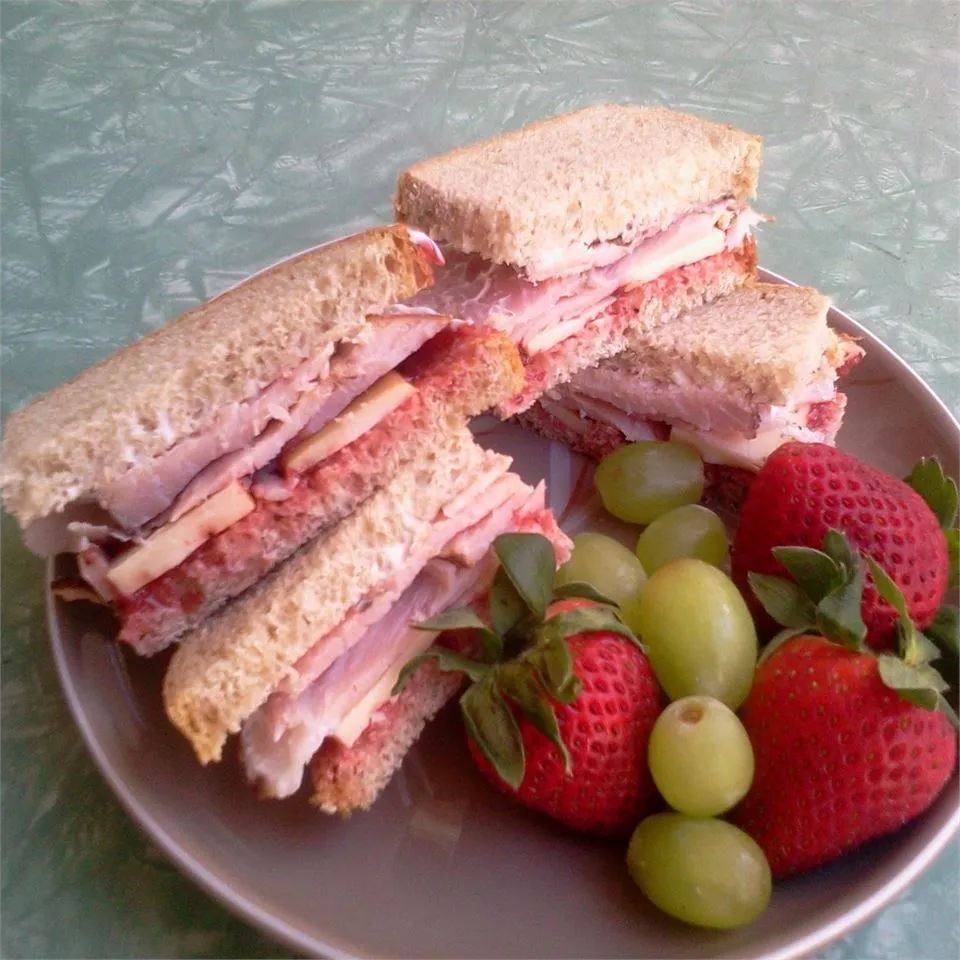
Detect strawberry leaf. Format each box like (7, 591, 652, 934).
(926, 605, 959, 656)
(537, 605, 640, 648)
(416, 606, 491, 634)
(489, 567, 526, 641)
(461, 675, 525, 789)
(815, 559, 867, 650)
(528, 638, 582, 704)
(392, 646, 490, 695)
(895, 687, 941, 711)
(497, 661, 571, 775)
(906, 457, 959, 530)
(877, 654, 949, 696)
(867, 556, 940, 666)
(494, 533, 555, 620)
(415, 607, 502, 663)
(822, 529, 858, 579)
(552, 580, 619, 606)
(947, 529, 959, 591)
(771, 546, 844, 603)
(866, 556, 909, 621)
(935, 693, 960, 729)
(748, 573, 816, 628)
(757, 627, 807, 665)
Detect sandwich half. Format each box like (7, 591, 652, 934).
(395, 103, 763, 415)
(163, 426, 571, 810)
(518, 284, 864, 502)
(0, 225, 523, 654)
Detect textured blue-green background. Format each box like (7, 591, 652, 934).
(1, 1, 957, 957)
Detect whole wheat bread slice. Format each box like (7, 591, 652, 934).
(613, 283, 835, 407)
(0, 225, 435, 527)
(395, 104, 761, 280)
(163, 427, 504, 764)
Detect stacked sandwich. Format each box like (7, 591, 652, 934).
(396, 104, 764, 416)
(2, 103, 865, 816)
(395, 104, 861, 494)
(0, 225, 569, 811)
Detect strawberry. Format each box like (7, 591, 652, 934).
(734, 530, 958, 878)
(732, 444, 954, 646)
(467, 619, 660, 836)
(395, 536, 661, 837)
(734, 635, 956, 878)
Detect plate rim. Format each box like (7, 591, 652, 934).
(47, 267, 960, 960)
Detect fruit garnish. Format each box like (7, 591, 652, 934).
(594, 441, 703, 524)
(732, 444, 950, 646)
(554, 532, 647, 609)
(627, 814, 771, 929)
(905, 456, 958, 530)
(634, 503, 728, 574)
(632, 559, 757, 709)
(748, 528, 957, 724)
(647, 696, 754, 818)
(394, 532, 661, 836)
(733, 626, 957, 878)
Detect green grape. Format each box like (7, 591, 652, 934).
(634, 559, 757, 708)
(554, 533, 647, 608)
(594, 442, 704, 525)
(648, 696, 754, 816)
(635, 504, 728, 574)
(627, 813, 771, 929)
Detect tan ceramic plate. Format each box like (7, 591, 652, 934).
(48, 269, 959, 959)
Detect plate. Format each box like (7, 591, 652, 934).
(48, 269, 959, 959)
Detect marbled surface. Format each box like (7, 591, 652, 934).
(1, 1, 957, 957)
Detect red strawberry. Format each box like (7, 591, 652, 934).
(467, 626, 660, 836)
(732, 443, 950, 646)
(396, 536, 661, 837)
(733, 634, 956, 878)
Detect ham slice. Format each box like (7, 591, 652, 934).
(271, 466, 528, 705)
(241, 482, 554, 799)
(240, 555, 493, 798)
(100, 314, 449, 530)
(410, 205, 755, 357)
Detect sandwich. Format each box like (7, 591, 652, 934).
(518, 283, 864, 502)
(0, 225, 524, 655)
(163, 426, 571, 810)
(395, 103, 764, 415)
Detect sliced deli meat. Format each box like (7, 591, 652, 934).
(115, 327, 525, 655)
(242, 480, 559, 800)
(410, 204, 761, 363)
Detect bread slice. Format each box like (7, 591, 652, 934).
(612, 283, 833, 408)
(309, 659, 462, 814)
(395, 104, 761, 279)
(163, 426, 499, 764)
(118, 328, 524, 655)
(0, 225, 435, 527)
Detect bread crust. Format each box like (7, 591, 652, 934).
(395, 104, 761, 278)
(162, 428, 501, 764)
(0, 225, 435, 526)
